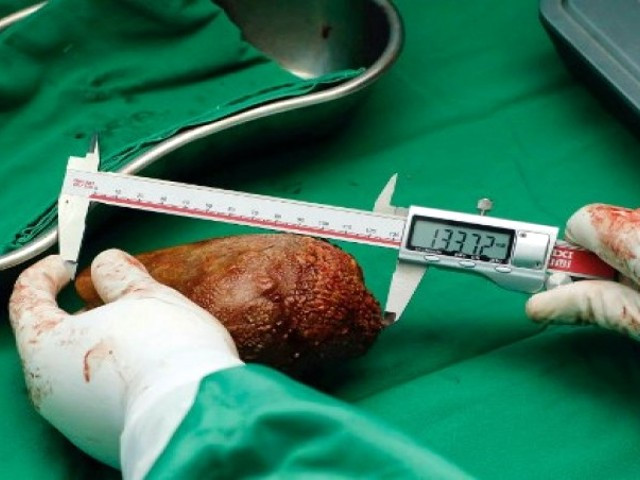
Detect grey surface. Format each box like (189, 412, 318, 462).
(541, 0, 640, 114)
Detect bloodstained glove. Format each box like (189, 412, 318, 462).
(9, 249, 243, 478)
(527, 204, 640, 339)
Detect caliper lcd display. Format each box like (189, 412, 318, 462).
(408, 216, 514, 264)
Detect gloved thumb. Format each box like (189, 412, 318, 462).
(9, 255, 70, 333)
(526, 280, 640, 339)
(91, 249, 172, 304)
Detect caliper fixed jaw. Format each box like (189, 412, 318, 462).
(57, 135, 100, 279)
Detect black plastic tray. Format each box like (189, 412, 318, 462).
(540, 0, 640, 125)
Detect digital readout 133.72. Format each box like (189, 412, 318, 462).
(409, 218, 512, 261)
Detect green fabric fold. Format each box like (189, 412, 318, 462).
(0, 0, 360, 254)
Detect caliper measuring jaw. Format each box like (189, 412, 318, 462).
(373, 174, 424, 324)
(57, 136, 100, 279)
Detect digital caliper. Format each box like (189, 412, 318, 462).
(58, 138, 615, 322)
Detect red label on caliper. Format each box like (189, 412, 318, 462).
(547, 241, 617, 280)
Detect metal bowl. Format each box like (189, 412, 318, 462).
(0, 0, 403, 271)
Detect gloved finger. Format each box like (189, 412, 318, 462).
(619, 273, 640, 291)
(9, 255, 70, 334)
(564, 204, 640, 284)
(91, 248, 190, 305)
(526, 280, 640, 339)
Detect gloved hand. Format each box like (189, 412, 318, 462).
(9, 249, 243, 479)
(527, 204, 640, 339)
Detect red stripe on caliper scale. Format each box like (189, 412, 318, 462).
(548, 240, 617, 280)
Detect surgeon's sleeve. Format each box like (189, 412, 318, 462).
(146, 365, 472, 479)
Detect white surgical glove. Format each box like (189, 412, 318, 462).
(526, 204, 640, 339)
(9, 249, 243, 479)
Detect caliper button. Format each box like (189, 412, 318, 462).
(494, 266, 512, 273)
(424, 255, 440, 263)
(458, 260, 476, 268)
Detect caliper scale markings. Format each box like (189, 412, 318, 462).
(65, 170, 405, 248)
